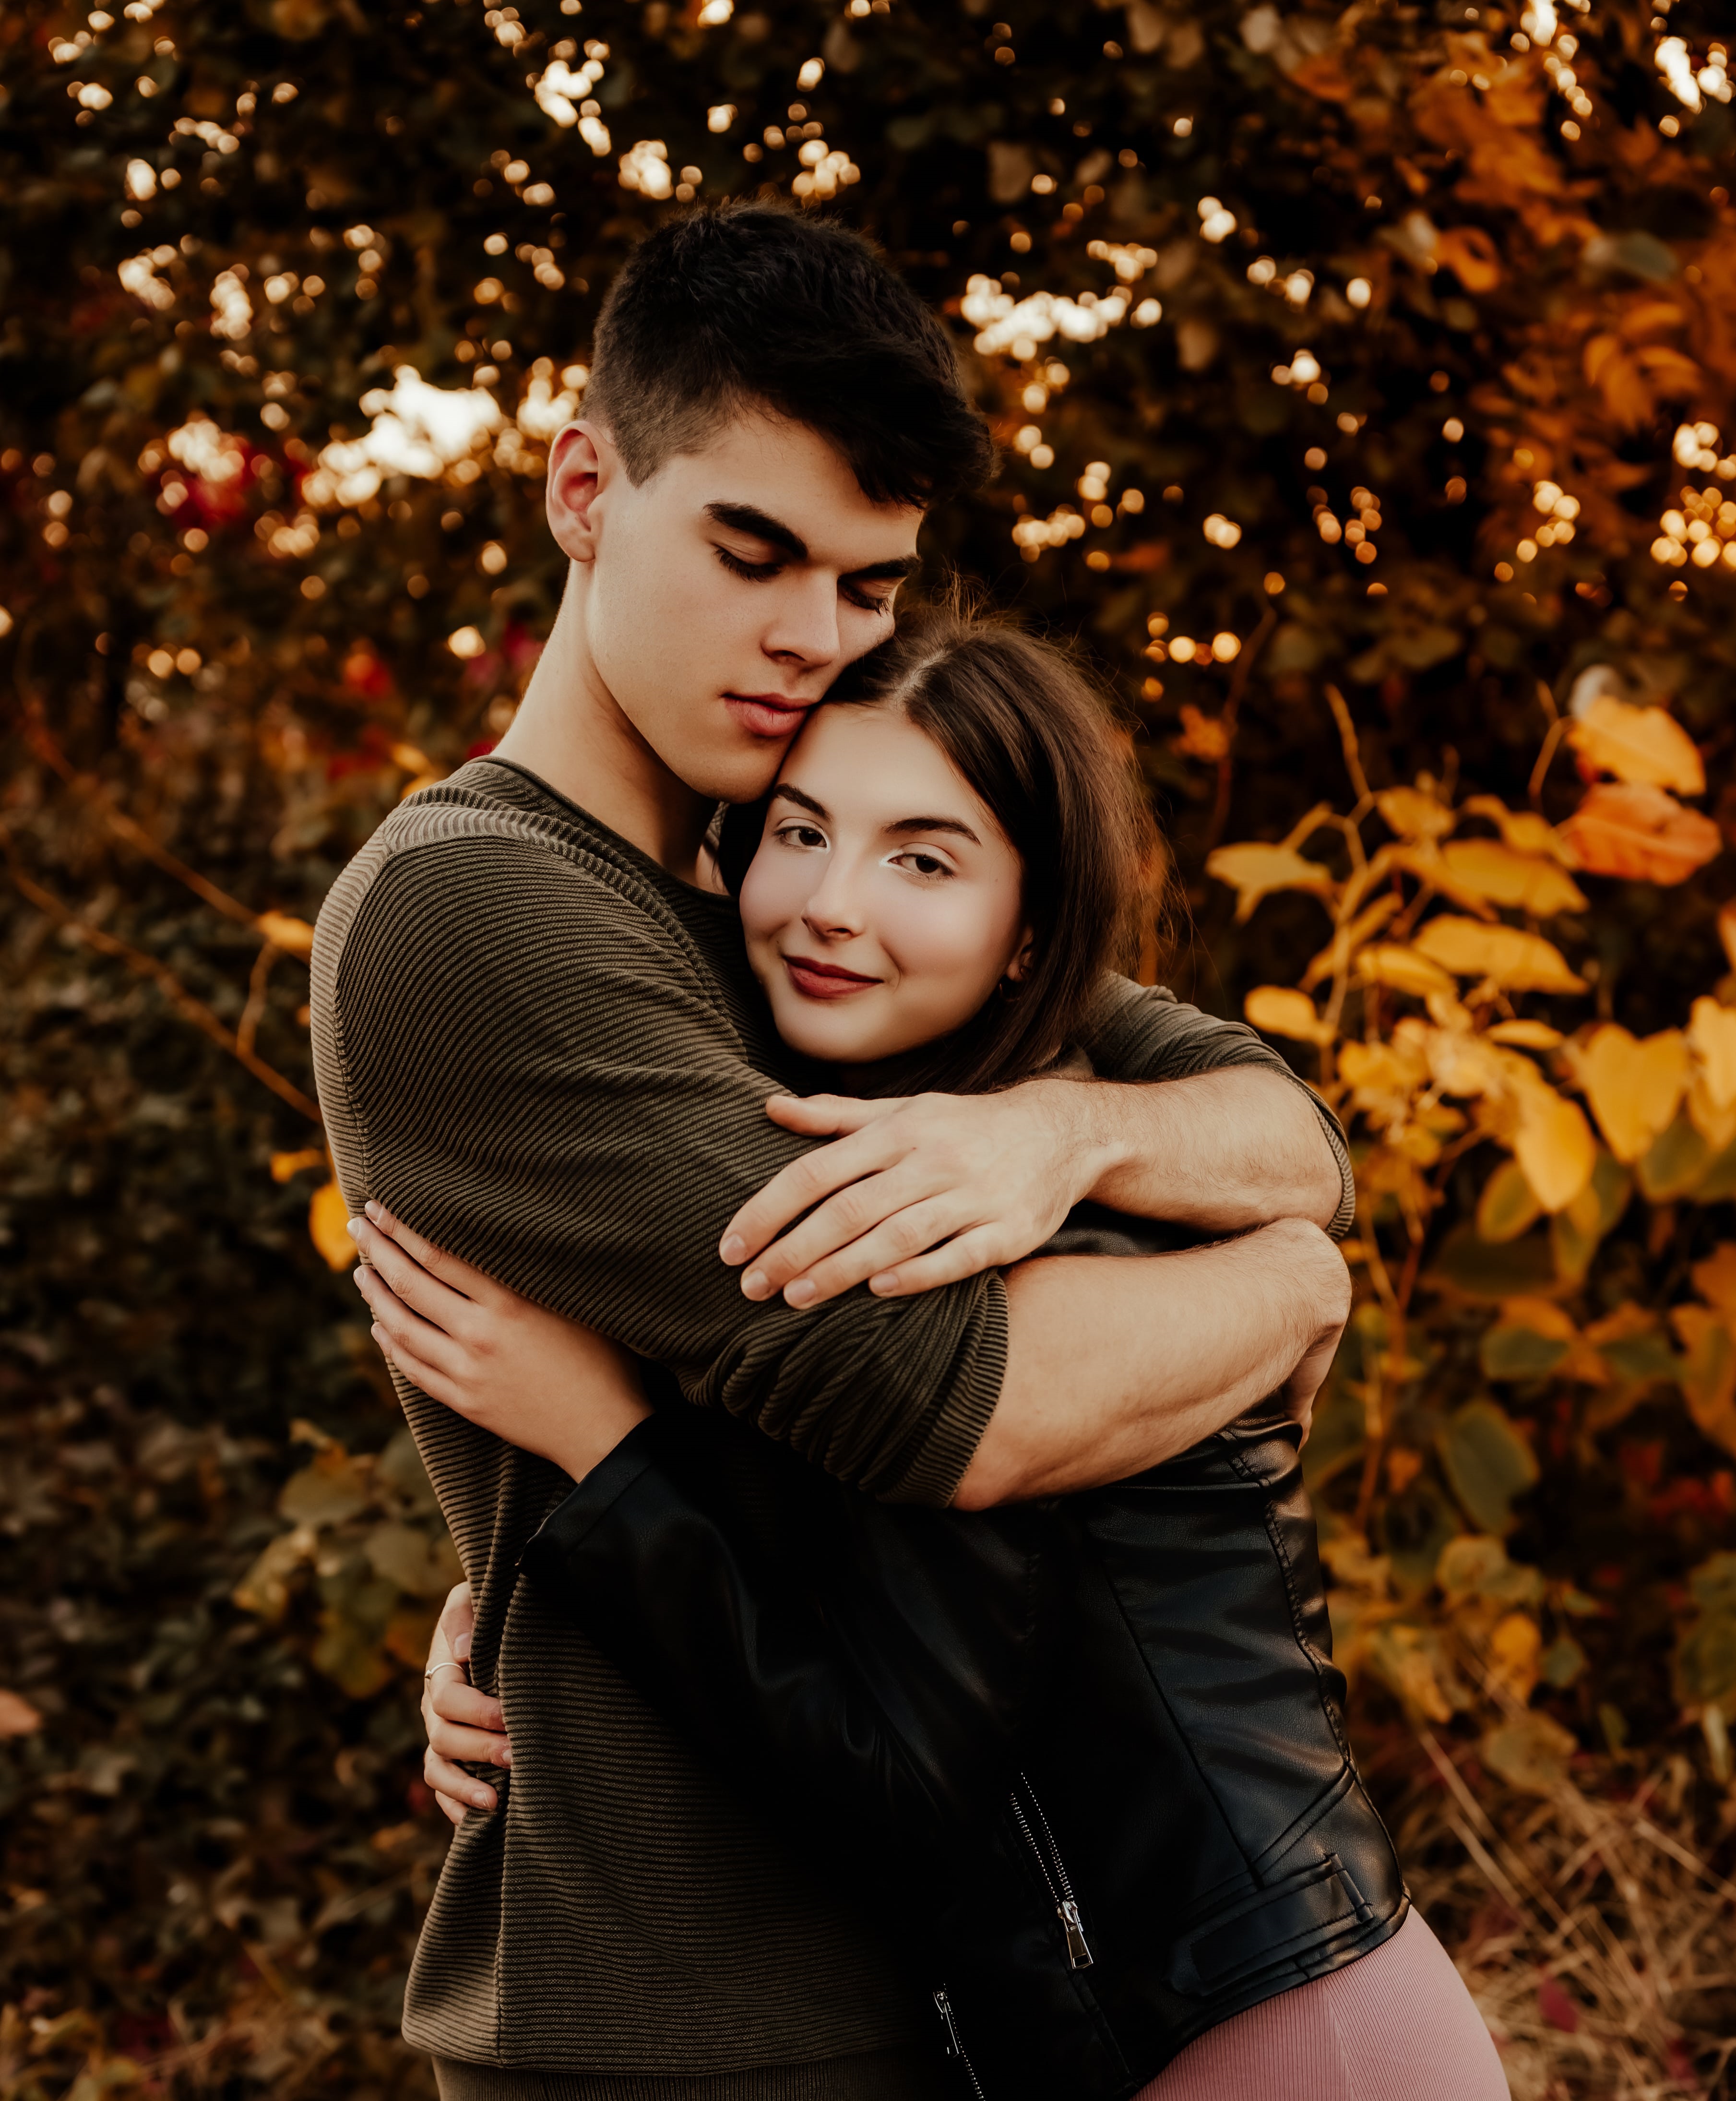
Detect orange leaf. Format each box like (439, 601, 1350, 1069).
(1567, 695, 1704, 795)
(1173, 704, 1230, 763)
(0, 1690, 43, 1739)
(309, 1181, 358, 1270)
(271, 1146, 326, 1183)
(1459, 796, 1576, 863)
(1357, 943, 1457, 998)
(1376, 786, 1456, 840)
(1435, 225, 1501, 293)
(1413, 916, 1586, 993)
(1557, 783, 1722, 885)
(256, 910, 317, 959)
(1568, 1025, 1688, 1164)
(1690, 997, 1736, 1112)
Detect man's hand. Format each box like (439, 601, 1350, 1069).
(720, 1083, 1110, 1309)
(421, 1583, 513, 1826)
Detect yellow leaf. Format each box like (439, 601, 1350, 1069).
(1204, 840, 1337, 921)
(1568, 694, 1704, 795)
(1569, 1024, 1688, 1164)
(1487, 1019, 1565, 1049)
(1173, 704, 1230, 763)
(1496, 1295, 1577, 1342)
(1558, 782, 1722, 886)
(1688, 1074, 1736, 1154)
(1357, 944, 1456, 998)
(1489, 1611, 1542, 1704)
(1460, 796, 1574, 863)
(1690, 997, 1736, 1113)
(270, 1146, 326, 1183)
(1376, 786, 1456, 840)
(1243, 985, 1333, 1045)
(1413, 916, 1586, 993)
(256, 910, 317, 958)
(309, 1181, 358, 1270)
(1692, 1245, 1736, 1326)
(1513, 1085, 1596, 1213)
(1438, 838, 1588, 917)
(1476, 1159, 1543, 1242)
(1302, 894, 1402, 990)
(1671, 1305, 1736, 1457)
(1483, 1711, 1577, 1794)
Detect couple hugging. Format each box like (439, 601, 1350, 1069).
(312, 204, 1507, 2101)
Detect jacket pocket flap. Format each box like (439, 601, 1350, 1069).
(1167, 1855, 1373, 1996)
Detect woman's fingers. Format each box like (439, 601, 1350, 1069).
(425, 1744, 497, 1817)
(428, 1670, 505, 1735)
(354, 1266, 467, 1382)
(365, 1200, 505, 1308)
(425, 1701, 514, 1767)
(348, 1215, 479, 1336)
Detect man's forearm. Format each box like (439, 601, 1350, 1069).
(951, 1218, 1348, 1508)
(1055, 1065, 1344, 1234)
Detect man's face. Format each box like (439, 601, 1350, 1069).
(566, 409, 924, 805)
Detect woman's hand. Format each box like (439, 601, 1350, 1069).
(422, 1583, 512, 1826)
(347, 1202, 652, 1482)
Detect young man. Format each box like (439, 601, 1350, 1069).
(312, 204, 1353, 2100)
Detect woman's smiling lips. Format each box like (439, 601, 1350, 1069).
(782, 953, 881, 1001)
(725, 692, 813, 740)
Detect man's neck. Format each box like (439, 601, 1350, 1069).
(493, 573, 716, 884)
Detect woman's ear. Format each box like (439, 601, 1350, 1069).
(1004, 928, 1036, 986)
(546, 420, 613, 565)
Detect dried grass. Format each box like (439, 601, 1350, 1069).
(1381, 1732, 1736, 2098)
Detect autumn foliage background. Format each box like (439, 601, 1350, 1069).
(5, 0, 1736, 2091)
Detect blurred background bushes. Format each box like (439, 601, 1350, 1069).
(4, 0, 1736, 2090)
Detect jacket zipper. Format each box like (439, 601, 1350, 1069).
(933, 1987, 987, 2100)
(1009, 1772, 1094, 1968)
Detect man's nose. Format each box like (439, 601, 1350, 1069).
(763, 571, 840, 669)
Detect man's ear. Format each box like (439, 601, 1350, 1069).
(546, 419, 615, 564)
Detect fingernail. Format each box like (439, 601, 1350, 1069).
(720, 1235, 746, 1265)
(454, 1633, 471, 1661)
(784, 1278, 817, 1308)
(741, 1269, 769, 1300)
(347, 1216, 364, 1240)
(472, 1789, 492, 1809)
(499, 1747, 512, 1768)
(365, 1200, 382, 1221)
(869, 1271, 899, 1295)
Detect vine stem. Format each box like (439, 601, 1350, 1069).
(1200, 607, 1278, 857)
(6, 842, 322, 1125)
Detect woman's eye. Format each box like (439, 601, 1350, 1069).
(717, 546, 781, 583)
(894, 850, 951, 879)
(777, 823, 827, 850)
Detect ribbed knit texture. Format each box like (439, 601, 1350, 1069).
(309, 757, 1355, 2092)
(434, 2046, 953, 2100)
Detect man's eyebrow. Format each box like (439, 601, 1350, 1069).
(704, 502, 919, 584)
(770, 782, 830, 820)
(887, 814, 982, 846)
(704, 501, 808, 561)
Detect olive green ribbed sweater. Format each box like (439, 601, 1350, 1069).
(309, 758, 1353, 2098)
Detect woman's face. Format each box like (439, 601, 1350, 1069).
(738, 703, 1032, 1070)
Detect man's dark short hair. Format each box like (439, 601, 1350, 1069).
(584, 202, 996, 510)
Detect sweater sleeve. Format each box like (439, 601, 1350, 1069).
(1076, 977, 1356, 1240)
(330, 834, 1004, 1506)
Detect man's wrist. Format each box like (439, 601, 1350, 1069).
(1033, 1075, 1139, 1209)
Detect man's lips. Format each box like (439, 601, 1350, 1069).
(783, 954, 881, 1001)
(724, 692, 812, 740)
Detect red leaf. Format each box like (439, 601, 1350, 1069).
(1537, 1972, 1580, 2033)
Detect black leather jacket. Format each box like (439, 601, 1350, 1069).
(520, 1292, 1407, 2099)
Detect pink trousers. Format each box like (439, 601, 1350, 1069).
(1134, 1909, 1509, 2101)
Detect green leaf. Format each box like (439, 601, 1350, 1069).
(1541, 1635, 1586, 1688)
(278, 1454, 370, 1529)
(1480, 1323, 1570, 1382)
(1428, 1223, 1558, 1301)
(1438, 1398, 1540, 1534)
(1482, 1712, 1578, 1793)
(1637, 1112, 1713, 1202)
(1476, 1158, 1543, 1244)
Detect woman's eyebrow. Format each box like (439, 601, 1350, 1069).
(886, 815, 982, 846)
(770, 782, 829, 819)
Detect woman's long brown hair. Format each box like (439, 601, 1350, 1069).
(719, 591, 1165, 1096)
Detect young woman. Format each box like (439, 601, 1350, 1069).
(352, 603, 1507, 2101)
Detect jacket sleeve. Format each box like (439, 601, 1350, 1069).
(520, 1407, 1051, 1848)
(329, 833, 1004, 1505)
(1076, 977, 1356, 1240)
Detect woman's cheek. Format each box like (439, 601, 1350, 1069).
(876, 884, 1009, 1009)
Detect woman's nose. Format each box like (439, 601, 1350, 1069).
(802, 860, 865, 938)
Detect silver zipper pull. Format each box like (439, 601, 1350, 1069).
(1059, 1899, 1094, 1969)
